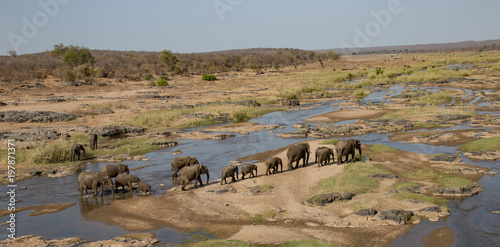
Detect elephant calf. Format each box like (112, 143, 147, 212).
(78, 171, 114, 197)
(115, 174, 140, 193)
(241, 164, 257, 179)
(70, 144, 86, 162)
(316, 147, 334, 167)
(179, 164, 209, 191)
(88, 133, 98, 150)
(265, 157, 283, 175)
(137, 181, 151, 194)
(221, 164, 239, 185)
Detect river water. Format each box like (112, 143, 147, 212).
(1, 85, 498, 246)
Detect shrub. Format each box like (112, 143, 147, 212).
(202, 74, 217, 81)
(353, 88, 367, 98)
(61, 45, 95, 67)
(62, 68, 76, 82)
(144, 74, 154, 80)
(156, 78, 168, 87)
(233, 110, 249, 123)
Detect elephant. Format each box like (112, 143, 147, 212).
(265, 157, 283, 175)
(70, 144, 86, 162)
(171, 156, 200, 177)
(286, 143, 310, 170)
(78, 171, 114, 196)
(241, 164, 258, 179)
(115, 174, 140, 193)
(336, 139, 362, 164)
(316, 147, 334, 167)
(101, 164, 130, 179)
(136, 181, 151, 194)
(179, 164, 209, 191)
(88, 133, 98, 150)
(221, 164, 239, 185)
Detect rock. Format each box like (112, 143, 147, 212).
(235, 100, 261, 107)
(437, 114, 471, 122)
(379, 210, 414, 225)
(291, 123, 310, 129)
(430, 154, 460, 163)
(464, 150, 500, 160)
(419, 206, 443, 213)
(0, 101, 7, 107)
(212, 134, 236, 140)
(91, 125, 146, 137)
(281, 98, 300, 106)
(0, 235, 83, 247)
(432, 184, 483, 197)
(492, 211, 500, 214)
(172, 150, 182, 155)
(276, 132, 308, 138)
(354, 209, 378, 217)
(371, 173, 399, 179)
(399, 186, 422, 194)
(250, 186, 261, 196)
(307, 192, 355, 206)
(0, 111, 81, 123)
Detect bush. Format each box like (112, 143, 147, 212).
(232, 110, 249, 123)
(202, 74, 217, 81)
(62, 68, 76, 82)
(144, 74, 154, 80)
(156, 78, 168, 86)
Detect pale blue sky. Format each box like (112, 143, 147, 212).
(1, 0, 499, 55)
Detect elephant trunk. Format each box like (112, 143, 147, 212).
(358, 147, 362, 161)
(206, 172, 210, 185)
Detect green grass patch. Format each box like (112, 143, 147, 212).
(391, 182, 422, 190)
(369, 144, 401, 154)
(320, 138, 341, 145)
(414, 122, 443, 129)
(259, 184, 275, 192)
(439, 177, 474, 188)
(392, 192, 448, 206)
(379, 106, 471, 120)
(460, 137, 500, 152)
(403, 169, 445, 182)
(316, 162, 391, 194)
(353, 88, 367, 98)
(418, 91, 453, 105)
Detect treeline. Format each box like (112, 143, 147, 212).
(0, 45, 340, 83)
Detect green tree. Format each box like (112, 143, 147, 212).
(61, 45, 95, 67)
(158, 49, 179, 71)
(50, 43, 69, 57)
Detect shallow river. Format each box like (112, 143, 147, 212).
(1, 85, 499, 246)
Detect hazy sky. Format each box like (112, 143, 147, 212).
(1, 0, 499, 55)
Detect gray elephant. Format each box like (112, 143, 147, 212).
(101, 164, 130, 179)
(136, 181, 151, 194)
(115, 174, 140, 193)
(88, 133, 98, 150)
(336, 139, 362, 164)
(286, 143, 310, 170)
(78, 171, 114, 196)
(265, 157, 283, 175)
(171, 156, 200, 177)
(179, 164, 209, 191)
(316, 147, 334, 167)
(241, 164, 257, 179)
(70, 144, 86, 162)
(221, 164, 239, 185)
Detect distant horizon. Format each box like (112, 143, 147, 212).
(2, 1, 499, 56)
(4, 37, 499, 57)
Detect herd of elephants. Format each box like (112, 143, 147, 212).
(76, 133, 363, 196)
